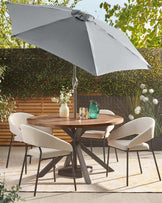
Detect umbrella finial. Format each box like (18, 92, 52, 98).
(71, 10, 94, 22)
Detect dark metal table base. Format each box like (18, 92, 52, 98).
(58, 164, 93, 178)
(39, 127, 114, 184)
(58, 165, 82, 178)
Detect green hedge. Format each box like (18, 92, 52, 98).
(0, 48, 161, 98)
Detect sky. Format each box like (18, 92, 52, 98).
(70, 0, 127, 21)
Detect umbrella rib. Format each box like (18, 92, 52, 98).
(33, 4, 71, 11)
(84, 22, 98, 76)
(7, 3, 71, 11)
(12, 16, 73, 37)
(96, 23, 152, 69)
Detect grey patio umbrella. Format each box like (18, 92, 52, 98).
(7, 3, 152, 119)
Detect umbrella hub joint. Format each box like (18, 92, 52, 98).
(72, 77, 78, 90)
(71, 10, 94, 22)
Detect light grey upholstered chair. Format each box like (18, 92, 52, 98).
(106, 117, 161, 186)
(19, 124, 76, 196)
(82, 109, 118, 163)
(6, 112, 53, 169)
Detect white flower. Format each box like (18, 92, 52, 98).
(128, 114, 134, 120)
(0, 79, 1, 83)
(140, 84, 145, 89)
(60, 94, 64, 100)
(143, 97, 149, 102)
(142, 89, 147, 94)
(149, 89, 154, 94)
(140, 95, 145, 100)
(135, 110, 140, 114)
(51, 97, 59, 103)
(134, 106, 141, 114)
(51, 86, 73, 104)
(153, 98, 158, 105)
(135, 106, 141, 111)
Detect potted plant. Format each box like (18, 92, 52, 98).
(51, 86, 73, 118)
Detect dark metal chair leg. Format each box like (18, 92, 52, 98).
(19, 144, 28, 187)
(137, 151, 142, 174)
(53, 158, 56, 182)
(90, 139, 93, 152)
(150, 139, 161, 181)
(103, 137, 106, 163)
(29, 155, 32, 164)
(29, 146, 32, 164)
(70, 153, 77, 191)
(106, 146, 110, 177)
(34, 148, 42, 197)
(25, 146, 28, 174)
(115, 148, 118, 162)
(151, 150, 161, 181)
(6, 133, 13, 168)
(126, 150, 129, 186)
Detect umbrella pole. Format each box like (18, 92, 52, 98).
(72, 65, 78, 119)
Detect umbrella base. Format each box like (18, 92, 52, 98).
(58, 165, 93, 178)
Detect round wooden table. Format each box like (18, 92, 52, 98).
(28, 113, 124, 184)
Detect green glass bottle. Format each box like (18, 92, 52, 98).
(89, 100, 99, 119)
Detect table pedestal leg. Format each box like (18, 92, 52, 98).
(63, 155, 71, 167)
(39, 156, 63, 178)
(58, 128, 91, 183)
(58, 143, 91, 184)
(76, 145, 91, 184)
(80, 142, 114, 172)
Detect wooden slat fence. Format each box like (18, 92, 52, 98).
(0, 97, 73, 146)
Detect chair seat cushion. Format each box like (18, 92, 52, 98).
(82, 130, 105, 139)
(28, 147, 71, 159)
(108, 139, 149, 151)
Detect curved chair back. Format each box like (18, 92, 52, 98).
(129, 117, 155, 148)
(109, 117, 155, 148)
(31, 125, 53, 135)
(21, 124, 72, 152)
(99, 109, 114, 115)
(8, 112, 33, 137)
(99, 109, 115, 138)
(8, 112, 53, 138)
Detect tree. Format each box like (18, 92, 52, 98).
(0, 0, 81, 48)
(100, 0, 162, 48)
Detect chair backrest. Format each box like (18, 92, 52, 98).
(129, 117, 155, 148)
(31, 125, 53, 135)
(99, 109, 114, 115)
(21, 124, 72, 152)
(8, 112, 33, 136)
(109, 117, 155, 148)
(99, 109, 115, 138)
(8, 112, 53, 137)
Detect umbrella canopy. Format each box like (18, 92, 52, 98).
(7, 3, 151, 76)
(7, 3, 152, 118)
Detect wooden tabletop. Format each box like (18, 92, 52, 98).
(27, 113, 124, 128)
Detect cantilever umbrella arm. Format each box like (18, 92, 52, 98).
(72, 65, 78, 119)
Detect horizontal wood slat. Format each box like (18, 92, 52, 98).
(0, 97, 73, 146)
